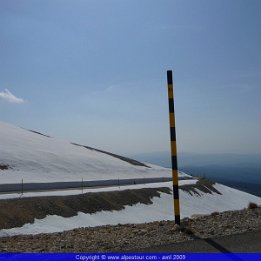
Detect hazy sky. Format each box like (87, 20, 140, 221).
(1, 0, 261, 155)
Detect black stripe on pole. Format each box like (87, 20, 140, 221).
(171, 156, 178, 170)
(167, 70, 180, 226)
(169, 99, 174, 113)
(170, 127, 176, 141)
(167, 70, 173, 84)
(173, 185, 179, 198)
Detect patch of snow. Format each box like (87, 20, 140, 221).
(179, 179, 198, 186)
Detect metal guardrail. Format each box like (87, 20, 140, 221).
(0, 177, 176, 193)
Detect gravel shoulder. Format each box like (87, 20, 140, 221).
(0, 207, 260, 252)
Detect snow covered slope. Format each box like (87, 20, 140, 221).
(0, 121, 178, 184)
(0, 181, 260, 236)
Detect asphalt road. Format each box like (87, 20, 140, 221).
(136, 230, 261, 253)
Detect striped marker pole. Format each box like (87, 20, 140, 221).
(167, 70, 180, 225)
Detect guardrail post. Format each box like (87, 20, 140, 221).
(21, 178, 24, 195)
(81, 178, 84, 194)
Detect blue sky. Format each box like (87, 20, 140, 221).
(0, 0, 261, 155)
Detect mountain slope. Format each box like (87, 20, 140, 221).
(0, 121, 176, 184)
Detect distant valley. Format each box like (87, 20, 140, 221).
(130, 151, 261, 197)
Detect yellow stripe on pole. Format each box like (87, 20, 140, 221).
(172, 170, 178, 185)
(168, 85, 174, 98)
(174, 199, 180, 214)
(169, 113, 175, 127)
(171, 140, 177, 156)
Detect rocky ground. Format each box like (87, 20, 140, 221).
(0, 206, 260, 252)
